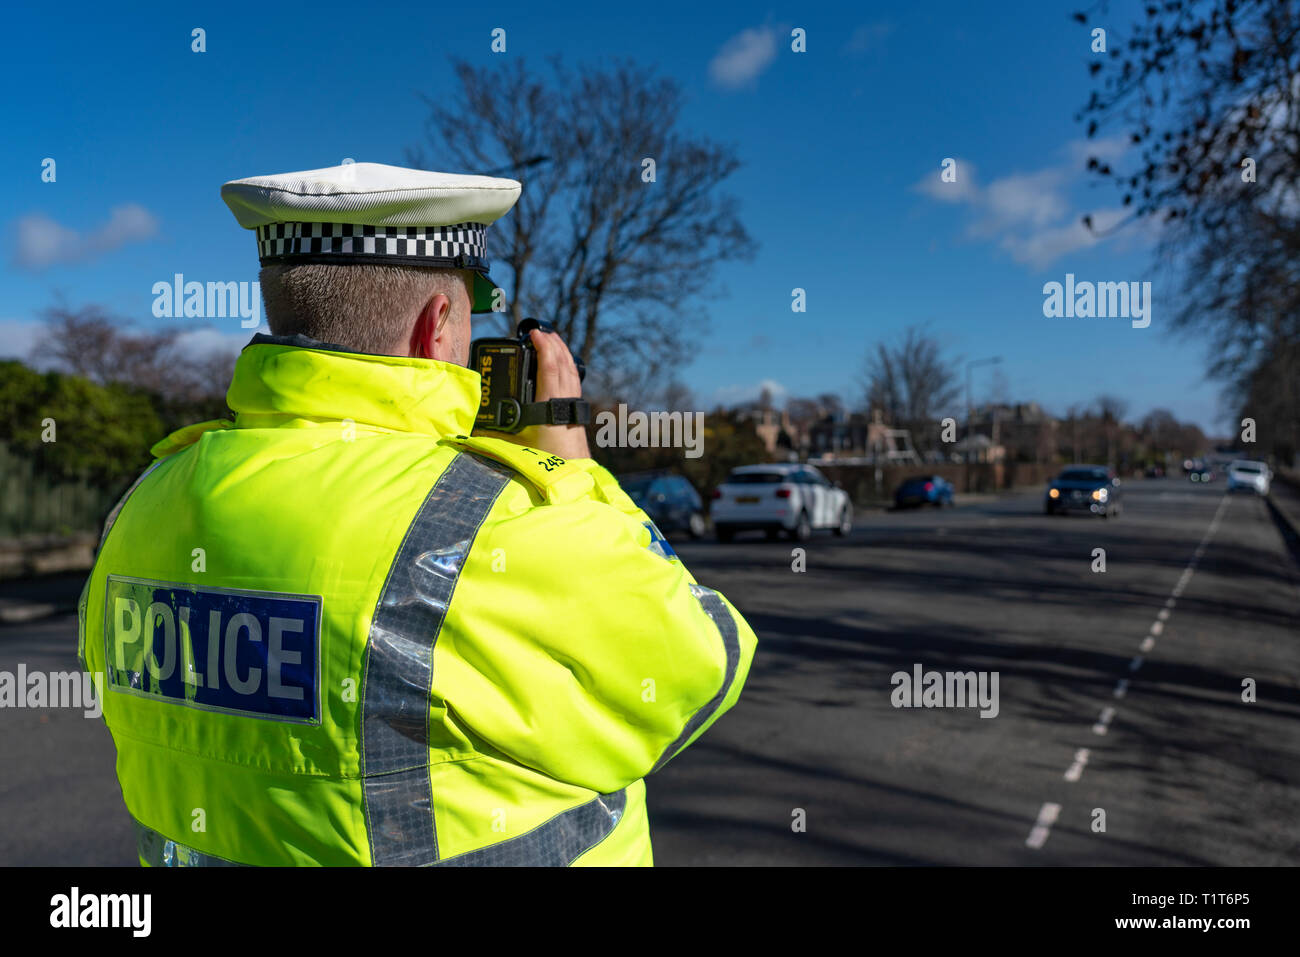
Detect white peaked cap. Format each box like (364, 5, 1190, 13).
(221, 162, 521, 313)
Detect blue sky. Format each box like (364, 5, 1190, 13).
(0, 0, 1228, 433)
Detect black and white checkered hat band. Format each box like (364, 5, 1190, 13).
(256, 221, 488, 265)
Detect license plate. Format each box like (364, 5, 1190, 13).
(736, 496, 760, 504)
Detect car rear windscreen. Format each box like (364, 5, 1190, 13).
(1058, 469, 1108, 482)
(727, 472, 786, 484)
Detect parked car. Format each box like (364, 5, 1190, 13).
(894, 474, 955, 509)
(619, 471, 707, 538)
(711, 463, 852, 542)
(1044, 465, 1122, 517)
(1225, 459, 1271, 495)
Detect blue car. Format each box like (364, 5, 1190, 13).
(619, 471, 708, 538)
(894, 474, 955, 509)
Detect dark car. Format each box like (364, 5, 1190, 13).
(1045, 465, 1122, 517)
(894, 474, 955, 509)
(1187, 458, 1216, 482)
(619, 471, 707, 538)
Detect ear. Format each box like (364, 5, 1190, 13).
(409, 293, 452, 359)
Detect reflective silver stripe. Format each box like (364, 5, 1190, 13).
(434, 789, 627, 867)
(360, 452, 511, 866)
(135, 820, 242, 867)
(651, 584, 742, 773)
(79, 460, 165, 672)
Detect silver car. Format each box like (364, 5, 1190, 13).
(1226, 460, 1271, 495)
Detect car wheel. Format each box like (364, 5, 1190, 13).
(716, 526, 734, 544)
(834, 505, 852, 536)
(688, 512, 707, 539)
(791, 511, 812, 542)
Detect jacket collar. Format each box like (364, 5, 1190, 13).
(227, 333, 480, 437)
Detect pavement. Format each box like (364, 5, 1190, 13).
(1, 476, 1297, 865)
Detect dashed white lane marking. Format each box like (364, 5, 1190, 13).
(1064, 748, 1090, 782)
(1029, 493, 1230, 851)
(1092, 707, 1116, 735)
(1026, 802, 1061, 849)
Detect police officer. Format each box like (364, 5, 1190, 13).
(78, 162, 757, 866)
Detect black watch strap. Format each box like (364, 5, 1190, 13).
(516, 398, 591, 427)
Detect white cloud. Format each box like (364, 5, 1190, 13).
(913, 138, 1150, 269)
(0, 318, 45, 361)
(711, 377, 788, 407)
(0, 316, 257, 367)
(12, 203, 159, 269)
(172, 324, 261, 358)
(978, 169, 1070, 231)
(913, 159, 980, 203)
(1064, 134, 1131, 169)
(709, 27, 779, 89)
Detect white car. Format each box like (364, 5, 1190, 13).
(1226, 459, 1272, 495)
(710, 463, 852, 542)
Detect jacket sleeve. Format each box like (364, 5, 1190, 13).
(433, 456, 757, 795)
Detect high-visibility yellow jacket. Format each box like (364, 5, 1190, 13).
(77, 334, 756, 866)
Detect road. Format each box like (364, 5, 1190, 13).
(1, 478, 1297, 865)
(650, 477, 1300, 864)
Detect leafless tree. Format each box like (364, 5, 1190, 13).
(1077, 0, 1300, 461)
(32, 305, 235, 405)
(860, 327, 962, 447)
(408, 57, 756, 404)
(1095, 394, 1129, 467)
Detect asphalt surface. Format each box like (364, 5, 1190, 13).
(1, 477, 1297, 866)
(651, 478, 1300, 864)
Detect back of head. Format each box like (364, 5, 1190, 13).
(259, 263, 473, 356)
(222, 162, 523, 358)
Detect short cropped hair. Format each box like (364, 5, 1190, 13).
(258, 262, 473, 355)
